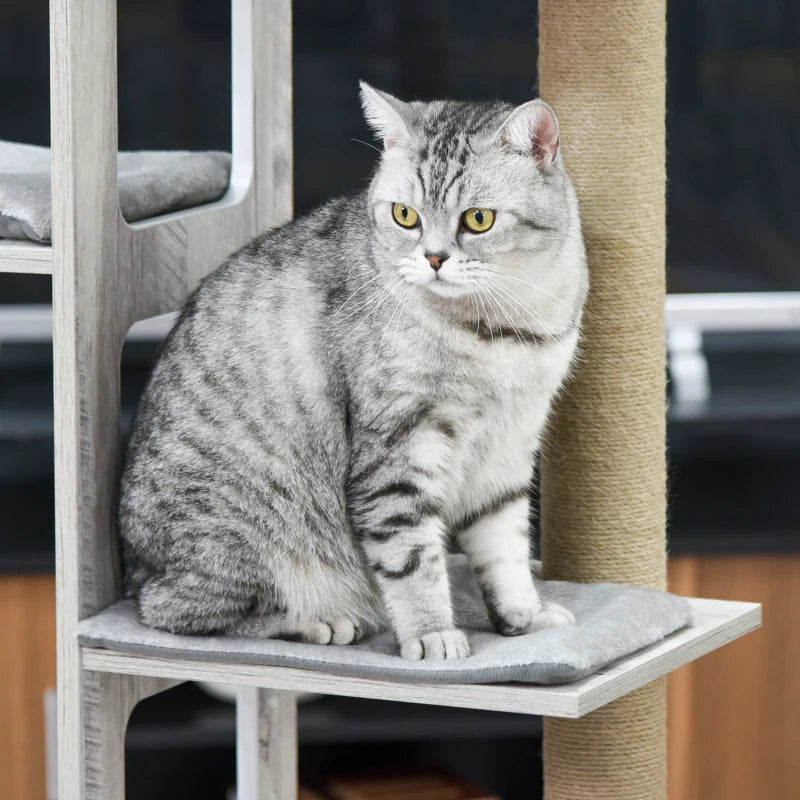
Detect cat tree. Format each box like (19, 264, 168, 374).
(0, 1, 760, 798)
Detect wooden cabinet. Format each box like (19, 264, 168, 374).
(668, 554, 800, 800)
(0, 575, 56, 800)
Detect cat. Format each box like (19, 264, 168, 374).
(118, 82, 588, 660)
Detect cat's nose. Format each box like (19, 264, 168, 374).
(425, 252, 450, 271)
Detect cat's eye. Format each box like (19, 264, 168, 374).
(392, 203, 420, 229)
(462, 207, 495, 233)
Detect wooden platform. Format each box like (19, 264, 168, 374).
(81, 596, 760, 719)
(0, 241, 53, 274)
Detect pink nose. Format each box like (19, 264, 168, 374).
(425, 252, 450, 271)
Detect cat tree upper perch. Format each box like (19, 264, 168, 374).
(0, 1, 761, 799)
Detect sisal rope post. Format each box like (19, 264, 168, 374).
(538, 1, 668, 798)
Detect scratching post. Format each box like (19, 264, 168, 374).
(538, 1, 668, 798)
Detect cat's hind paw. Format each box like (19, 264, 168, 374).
(329, 617, 363, 645)
(288, 617, 363, 646)
(400, 629, 471, 661)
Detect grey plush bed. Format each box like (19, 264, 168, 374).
(78, 555, 692, 685)
(0, 140, 231, 242)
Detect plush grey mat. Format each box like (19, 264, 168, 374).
(78, 556, 692, 685)
(0, 140, 231, 243)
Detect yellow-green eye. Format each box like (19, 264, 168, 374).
(462, 207, 495, 233)
(392, 203, 420, 228)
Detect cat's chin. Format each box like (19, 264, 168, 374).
(423, 281, 473, 299)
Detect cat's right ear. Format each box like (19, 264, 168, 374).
(359, 82, 411, 150)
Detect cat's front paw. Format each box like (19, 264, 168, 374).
(492, 602, 575, 636)
(400, 629, 470, 660)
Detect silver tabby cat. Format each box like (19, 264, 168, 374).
(119, 83, 588, 660)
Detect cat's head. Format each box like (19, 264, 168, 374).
(360, 83, 586, 331)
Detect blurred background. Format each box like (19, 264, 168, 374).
(1, 1, 798, 798)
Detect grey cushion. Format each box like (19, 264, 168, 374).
(78, 555, 691, 685)
(0, 140, 232, 243)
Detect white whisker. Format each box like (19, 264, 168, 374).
(350, 137, 382, 154)
(339, 276, 401, 324)
(474, 287, 494, 343)
(484, 276, 558, 337)
(487, 264, 573, 311)
(380, 283, 413, 353)
(482, 284, 525, 344)
(333, 272, 383, 317)
(394, 284, 414, 337)
(473, 265, 559, 335)
(479, 286, 506, 344)
(498, 285, 557, 336)
(346, 277, 405, 342)
(469, 290, 481, 337)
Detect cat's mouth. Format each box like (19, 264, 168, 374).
(424, 277, 473, 299)
(397, 263, 473, 298)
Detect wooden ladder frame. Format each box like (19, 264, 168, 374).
(50, 1, 293, 797)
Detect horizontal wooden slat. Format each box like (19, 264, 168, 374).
(0, 242, 53, 275)
(81, 597, 760, 720)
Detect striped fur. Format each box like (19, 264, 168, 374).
(118, 85, 588, 659)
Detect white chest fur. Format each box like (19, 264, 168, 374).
(449, 330, 579, 523)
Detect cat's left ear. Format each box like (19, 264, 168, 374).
(359, 81, 412, 149)
(497, 99, 560, 166)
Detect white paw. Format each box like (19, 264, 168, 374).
(400, 629, 471, 661)
(293, 618, 363, 645)
(295, 621, 334, 644)
(329, 618, 362, 645)
(533, 602, 575, 629)
(493, 602, 575, 636)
